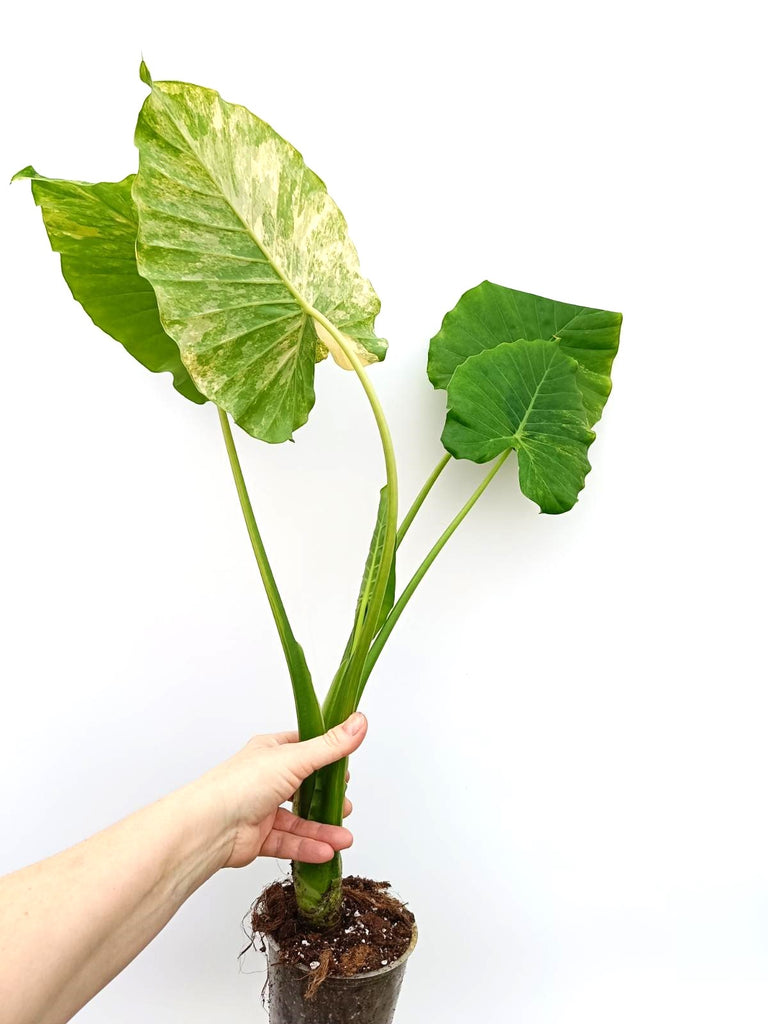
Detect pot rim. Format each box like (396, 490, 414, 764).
(267, 923, 418, 981)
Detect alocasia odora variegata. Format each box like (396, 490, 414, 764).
(14, 63, 622, 929)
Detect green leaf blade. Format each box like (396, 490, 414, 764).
(12, 167, 206, 405)
(443, 339, 595, 514)
(133, 74, 386, 443)
(428, 280, 622, 427)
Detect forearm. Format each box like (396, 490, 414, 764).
(0, 779, 231, 1024)
(0, 715, 365, 1024)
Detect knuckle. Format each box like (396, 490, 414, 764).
(281, 767, 303, 798)
(322, 727, 342, 750)
(272, 832, 287, 859)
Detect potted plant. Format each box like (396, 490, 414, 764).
(14, 63, 622, 1024)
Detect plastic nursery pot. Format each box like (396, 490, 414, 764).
(265, 925, 418, 1024)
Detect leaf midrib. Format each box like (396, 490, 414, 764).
(509, 347, 558, 444)
(146, 84, 323, 328)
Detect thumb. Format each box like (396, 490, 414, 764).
(283, 713, 368, 778)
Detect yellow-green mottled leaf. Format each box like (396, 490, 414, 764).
(12, 166, 205, 405)
(442, 339, 595, 514)
(133, 69, 386, 443)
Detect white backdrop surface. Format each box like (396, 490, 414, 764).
(1, 2, 765, 1022)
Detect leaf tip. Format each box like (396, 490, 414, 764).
(10, 165, 37, 185)
(139, 59, 152, 87)
(538, 500, 575, 516)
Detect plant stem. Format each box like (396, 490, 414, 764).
(217, 407, 285, 631)
(291, 313, 398, 930)
(217, 407, 323, 754)
(292, 852, 343, 930)
(308, 311, 399, 711)
(359, 450, 512, 695)
(396, 453, 451, 548)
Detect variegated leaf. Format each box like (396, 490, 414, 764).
(12, 166, 205, 404)
(133, 63, 386, 443)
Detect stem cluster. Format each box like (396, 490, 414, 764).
(219, 312, 509, 928)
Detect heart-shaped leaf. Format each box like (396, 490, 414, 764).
(442, 339, 595, 514)
(133, 63, 386, 443)
(12, 166, 206, 404)
(428, 280, 621, 427)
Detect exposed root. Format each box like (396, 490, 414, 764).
(304, 948, 332, 999)
(251, 876, 415, 998)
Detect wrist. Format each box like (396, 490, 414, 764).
(162, 778, 237, 882)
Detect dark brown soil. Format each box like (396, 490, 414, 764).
(252, 876, 415, 993)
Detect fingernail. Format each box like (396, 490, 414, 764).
(342, 712, 366, 736)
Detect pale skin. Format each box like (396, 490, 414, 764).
(0, 711, 367, 1024)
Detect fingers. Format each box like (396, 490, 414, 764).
(269, 734, 355, 754)
(261, 831, 336, 863)
(264, 809, 354, 863)
(283, 788, 353, 816)
(279, 713, 368, 779)
(273, 808, 353, 847)
(272, 730, 300, 745)
(246, 730, 299, 751)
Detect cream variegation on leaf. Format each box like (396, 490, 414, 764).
(133, 63, 386, 443)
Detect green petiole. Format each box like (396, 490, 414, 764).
(217, 407, 324, 770)
(396, 453, 451, 549)
(359, 450, 512, 697)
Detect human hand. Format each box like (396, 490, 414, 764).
(193, 712, 368, 870)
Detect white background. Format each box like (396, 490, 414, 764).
(1, 2, 766, 1021)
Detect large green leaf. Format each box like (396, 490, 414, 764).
(12, 166, 205, 404)
(428, 280, 622, 427)
(132, 63, 386, 443)
(442, 339, 595, 514)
